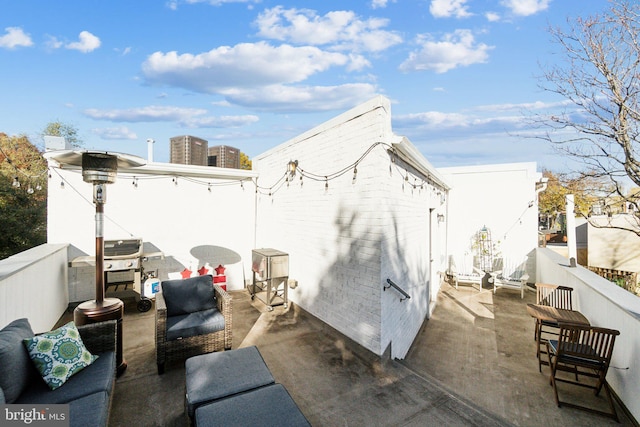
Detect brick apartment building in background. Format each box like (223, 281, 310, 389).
(208, 145, 240, 169)
(170, 135, 208, 166)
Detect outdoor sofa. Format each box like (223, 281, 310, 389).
(0, 318, 117, 427)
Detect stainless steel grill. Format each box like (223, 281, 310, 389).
(104, 238, 143, 272)
(70, 238, 162, 312)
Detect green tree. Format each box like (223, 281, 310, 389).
(534, 1, 640, 235)
(41, 120, 83, 147)
(240, 152, 252, 170)
(0, 133, 48, 259)
(539, 169, 613, 230)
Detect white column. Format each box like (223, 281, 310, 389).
(566, 194, 577, 267)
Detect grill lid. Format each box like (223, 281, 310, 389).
(104, 239, 143, 259)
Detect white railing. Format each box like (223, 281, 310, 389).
(0, 244, 70, 332)
(536, 247, 640, 422)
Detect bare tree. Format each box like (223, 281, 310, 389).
(534, 1, 640, 235)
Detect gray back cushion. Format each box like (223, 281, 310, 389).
(161, 275, 216, 316)
(0, 318, 37, 403)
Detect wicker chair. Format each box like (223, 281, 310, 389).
(155, 275, 232, 374)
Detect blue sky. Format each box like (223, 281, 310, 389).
(1, 0, 606, 170)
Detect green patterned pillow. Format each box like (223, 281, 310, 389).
(23, 321, 98, 390)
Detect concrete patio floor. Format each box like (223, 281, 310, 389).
(86, 281, 634, 426)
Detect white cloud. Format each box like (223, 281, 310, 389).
(221, 83, 378, 112)
(142, 41, 349, 93)
(255, 7, 402, 53)
(395, 111, 471, 128)
(84, 105, 258, 128)
(485, 12, 501, 22)
(429, 0, 472, 19)
(84, 105, 206, 122)
(371, 0, 396, 9)
(501, 0, 550, 16)
(45, 35, 63, 49)
(183, 114, 259, 127)
(92, 126, 138, 140)
(66, 31, 101, 53)
(0, 27, 33, 49)
(399, 30, 493, 73)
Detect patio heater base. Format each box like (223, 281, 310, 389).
(74, 297, 127, 377)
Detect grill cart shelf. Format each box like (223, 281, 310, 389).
(250, 249, 289, 311)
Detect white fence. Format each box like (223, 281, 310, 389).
(536, 247, 640, 422)
(0, 244, 69, 332)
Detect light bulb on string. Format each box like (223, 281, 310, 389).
(352, 167, 357, 184)
(12, 177, 20, 188)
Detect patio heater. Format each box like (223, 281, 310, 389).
(45, 150, 145, 376)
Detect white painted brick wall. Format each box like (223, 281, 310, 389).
(254, 96, 446, 358)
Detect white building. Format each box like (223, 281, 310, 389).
(46, 95, 542, 360)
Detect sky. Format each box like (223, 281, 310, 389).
(0, 0, 609, 171)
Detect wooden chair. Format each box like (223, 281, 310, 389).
(445, 255, 485, 290)
(534, 283, 573, 371)
(155, 275, 232, 374)
(491, 257, 529, 298)
(546, 323, 620, 421)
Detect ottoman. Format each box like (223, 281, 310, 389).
(185, 346, 275, 420)
(194, 383, 311, 427)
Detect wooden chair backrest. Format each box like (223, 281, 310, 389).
(536, 283, 573, 310)
(556, 323, 620, 369)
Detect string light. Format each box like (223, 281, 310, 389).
(12, 177, 20, 188)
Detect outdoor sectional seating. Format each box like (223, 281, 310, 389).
(185, 346, 310, 426)
(0, 319, 117, 427)
(155, 274, 232, 374)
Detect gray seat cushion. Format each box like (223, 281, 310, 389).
(161, 275, 216, 316)
(185, 346, 275, 417)
(194, 384, 310, 427)
(68, 391, 110, 427)
(166, 308, 225, 341)
(0, 318, 38, 403)
(16, 351, 116, 405)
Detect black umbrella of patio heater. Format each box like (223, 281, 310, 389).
(45, 150, 145, 376)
